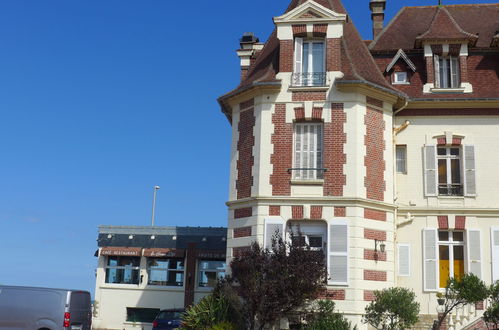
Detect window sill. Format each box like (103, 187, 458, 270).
(393, 82, 410, 85)
(430, 87, 465, 94)
(288, 85, 329, 92)
(437, 195, 465, 199)
(290, 179, 324, 185)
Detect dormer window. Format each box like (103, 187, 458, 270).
(393, 71, 408, 84)
(435, 55, 459, 89)
(292, 38, 326, 87)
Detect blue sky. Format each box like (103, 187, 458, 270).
(0, 0, 494, 295)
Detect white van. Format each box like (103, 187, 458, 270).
(0, 285, 92, 330)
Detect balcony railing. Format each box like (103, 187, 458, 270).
(438, 184, 464, 196)
(288, 168, 327, 180)
(291, 72, 327, 87)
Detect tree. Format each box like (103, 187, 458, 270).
(304, 300, 357, 330)
(362, 287, 420, 330)
(483, 281, 499, 329)
(433, 273, 489, 330)
(229, 230, 327, 330)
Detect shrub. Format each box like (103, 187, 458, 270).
(304, 300, 357, 330)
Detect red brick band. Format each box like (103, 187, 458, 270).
(334, 207, 346, 217)
(233, 227, 252, 238)
(364, 290, 375, 301)
(279, 40, 293, 73)
(233, 246, 251, 257)
(269, 205, 281, 216)
(364, 229, 387, 241)
(364, 249, 387, 261)
(292, 205, 304, 219)
(364, 269, 387, 281)
(292, 91, 326, 102)
(234, 207, 253, 219)
(364, 106, 386, 201)
(236, 105, 255, 199)
(364, 208, 387, 221)
(310, 206, 323, 219)
(317, 289, 345, 300)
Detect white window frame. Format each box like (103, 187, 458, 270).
(393, 71, 409, 85)
(396, 145, 407, 174)
(437, 146, 463, 196)
(287, 221, 327, 252)
(436, 55, 460, 88)
(293, 122, 323, 180)
(438, 230, 465, 288)
(293, 38, 326, 86)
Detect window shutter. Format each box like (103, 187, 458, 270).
(491, 228, 499, 282)
(451, 57, 459, 88)
(328, 220, 348, 285)
(434, 55, 440, 88)
(467, 229, 482, 279)
(464, 145, 476, 196)
(423, 228, 438, 291)
(264, 217, 285, 251)
(424, 145, 438, 196)
(398, 244, 411, 276)
(294, 125, 302, 179)
(294, 38, 303, 76)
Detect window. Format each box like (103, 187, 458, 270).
(292, 38, 326, 86)
(438, 231, 465, 288)
(126, 307, 160, 323)
(288, 221, 327, 251)
(147, 258, 184, 286)
(396, 145, 407, 173)
(105, 256, 140, 284)
(437, 147, 462, 196)
(293, 122, 323, 180)
(393, 72, 408, 84)
(435, 55, 459, 88)
(198, 260, 226, 287)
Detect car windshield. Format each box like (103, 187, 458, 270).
(157, 310, 183, 319)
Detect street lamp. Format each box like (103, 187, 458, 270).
(151, 185, 160, 226)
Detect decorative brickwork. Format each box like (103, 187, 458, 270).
(310, 206, 323, 219)
(437, 137, 447, 145)
(294, 107, 305, 120)
(313, 24, 327, 37)
(279, 40, 293, 73)
(334, 207, 346, 217)
(317, 289, 345, 300)
(438, 216, 449, 229)
(292, 91, 326, 102)
(270, 104, 293, 196)
(452, 137, 462, 145)
(364, 229, 387, 241)
(324, 103, 346, 196)
(364, 290, 375, 301)
(426, 56, 435, 84)
(233, 227, 252, 238)
(269, 205, 281, 216)
(364, 249, 387, 261)
(364, 104, 386, 201)
(459, 55, 468, 82)
(233, 246, 251, 257)
(236, 103, 255, 200)
(366, 96, 383, 108)
(449, 44, 461, 56)
(312, 107, 323, 120)
(234, 207, 253, 219)
(292, 205, 304, 219)
(364, 208, 387, 221)
(326, 38, 342, 72)
(455, 216, 466, 230)
(292, 24, 307, 37)
(364, 269, 387, 281)
(431, 44, 443, 55)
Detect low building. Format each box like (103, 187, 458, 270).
(92, 225, 227, 330)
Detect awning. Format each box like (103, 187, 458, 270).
(143, 248, 185, 258)
(100, 247, 142, 257)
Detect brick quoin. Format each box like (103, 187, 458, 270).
(269, 205, 281, 216)
(236, 103, 255, 200)
(270, 104, 292, 196)
(455, 216, 466, 230)
(312, 107, 323, 119)
(233, 227, 252, 238)
(292, 24, 307, 37)
(364, 208, 387, 221)
(292, 205, 304, 219)
(317, 289, 345, 300)
(292, 92, 326, 102)
(364, 249, 387, 261)
(326, 38, 342, 71)
(364, 229, 387, 241)
(364, 269, 387, 281)
(234, 207, 253, 219)
(279, 40, 293, 73)
(310, 206, 323, 219)
(364, 290, 375, 301)
(364, 104, 386, 201)
(334, 207, 346, 217)
(233, 246, 251, 257)
(324, 103, 346, 196)
(438, 216, 449, 229)
(294, 107, 305, 120)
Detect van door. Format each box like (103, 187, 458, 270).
(67, 291, 92, 330)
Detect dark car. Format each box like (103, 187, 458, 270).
(152, 309, 185, 330)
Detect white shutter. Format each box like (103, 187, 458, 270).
(434, 55, 440, 88)
(294, 37, 303, 85)
(451, 57, 459, 88)
(491, 228, 499, 282)
(467, 229, 482, 279)
(398, 244, 411, 277)
(264, 217, 285, 251)
(464, 145, 476, 196)
(424, 145, 438, 196)
(328, 220, 348, 285)
(423, 228, 438, 291)
(294, 125, 302, 179)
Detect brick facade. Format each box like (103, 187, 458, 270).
(364, 249, 387, 261)
(364, 228, 387, 241)
(326, 38, 341, 71)
(234, 207, 253, 219)
(270, 104, 292, 196)
(317, 289, 345, 300)
(292, 91, 326, 102)
(364, 102, 386, 201)
(279, 40, 293, 72)
(269, 205, 281, 216)
(364, 269, 387, 281)
(364, 208, 387, 221)
(364, 290, 375, 301)
(233, 227, 252, 238)
(310, 206, 323, 219)
(324, 103, 346, 196)
(455, 216, 466, 230)
(334, 207, 346, 217)
(236, 101, 255, 199)
(292, 205, 304, 219)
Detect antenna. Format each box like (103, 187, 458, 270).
(151, 185, 160, 226)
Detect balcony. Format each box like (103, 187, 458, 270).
(291, 72, 327, 87)
(438, 184, 463, 196)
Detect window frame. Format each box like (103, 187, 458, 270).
(146, 257, 185, 287)
(437, 146, 463, 196)
(437, 230, 465, 288)
(292, 122, 324, 181)
(396, 145, 407, 174)
(292, 37, 326, 87)
(198, 260, 226, 288)
(435, 55, 460, 89)
(392, 71, 409, 85)
(105, 256, 141, 285)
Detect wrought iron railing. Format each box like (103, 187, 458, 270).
(288, 168, 327, 180)
(438, 184, 464, 196)
(291, 72, 327, 87)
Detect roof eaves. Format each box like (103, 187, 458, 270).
(336, 79, 408, 100)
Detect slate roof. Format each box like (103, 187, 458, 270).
(370, 4, 499, 51)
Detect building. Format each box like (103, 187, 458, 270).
(92, 225, 227, 330)
(218, 0, 499, 328)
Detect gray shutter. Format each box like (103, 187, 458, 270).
(424, 145, 438, 196)
(328, 220, 348, 285)
(423, 228, 438, 291)
(264, 217, 285, 251)
(398, 244, 411, 277)
(464, 145, 476, 196)
(491, 228, 499, 282)
(467, 229, 482, 279)
(434, 55, 440, 88)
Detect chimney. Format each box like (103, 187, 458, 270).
(237, 32, 262, 82)
(369, 0, 386, 40)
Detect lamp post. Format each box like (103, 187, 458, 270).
(151, 185, 160, 226)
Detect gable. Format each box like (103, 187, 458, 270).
(274, 0, 346, 24)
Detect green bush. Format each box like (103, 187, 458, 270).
(304, 300, 357, 330)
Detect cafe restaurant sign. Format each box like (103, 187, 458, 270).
(100, 247, 142, 257)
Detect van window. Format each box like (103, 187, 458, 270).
(70, 291, 91, 309)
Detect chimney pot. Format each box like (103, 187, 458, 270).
(369, 0, 386, 40)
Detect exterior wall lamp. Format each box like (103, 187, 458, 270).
(375, 239, 386, 253)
